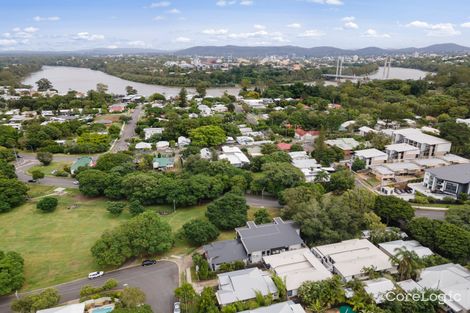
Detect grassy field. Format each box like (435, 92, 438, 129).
(0, 186, 281, 291)
(27, 161, 71, 177)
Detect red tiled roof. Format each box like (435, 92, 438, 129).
(277, 143, 292, 151)
(295, 128, 320, 137)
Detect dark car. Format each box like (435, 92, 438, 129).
(142, 259, 157, 266)
(28, 179, 37, 183)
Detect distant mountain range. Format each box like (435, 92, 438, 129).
(1, 43, 469, 57)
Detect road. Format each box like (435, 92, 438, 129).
(413, 207, 446, 220)
(245, 194, 282, 208)
(111, 104, 143, 152)
(0, 261, 178, 313)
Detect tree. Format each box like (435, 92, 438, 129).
(149, 93, 166, 102)
(0, 146, 15, 162)
(36, 78, 53, 91)
(113, 305, 153, 313)
(175, 283, 198, 313)
(0, 159, 17, 179)
(189, 125, 226, 147)
(0, 125, 19, 148)
(182, 219, 220, 246)
(0, 178, 28, 213)
(31, 170, 45, 181)
(445, 206, 470, 231)
(126, 85, 138, 95)
(351, 158, 366, 171)
(107, 201, 126, 216)
(327, 169, 355, 194)
(257, 162, 304, 197)
(121, 287, 146, 308)
(196, 82, 208, 98)
(391, 248, 424, 281)
(91, 211, 173, 266)
(197, 287, 219, 313)
(298, 276, 345, 312)
(11, 288, 60, 313)
(36, 151, 53, 166)
(254, 208, 271, 224)
(374, 195, 414, 225)
(77, 169, 109, 197)
(37, 197, 58, 213)
(129, 200, 145, 216)
(179, 87, 188, 107)
(96, 83, 109, 93)
(0, 251, 24, 296)
(206, 192, 248, 230)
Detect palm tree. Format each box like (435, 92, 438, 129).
(391, 247, 424, 281)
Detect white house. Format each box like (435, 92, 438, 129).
(379, 240, 433, 258)
(385, 143, 420, 162)
(363, 278, 396, 304)
(156, 141, 170, 150)
(143, 127, 164, 140)
(220, 146, 250, 167)
(353, 149, 388, 168)
(135, 142, 152, 150)
(391, 128, 451, 158)
(177, 136, 191, 147)
(238, 301, 306, 313)
(200, 148, 212, 160)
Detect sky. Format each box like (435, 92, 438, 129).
(1, 0, 470, 51)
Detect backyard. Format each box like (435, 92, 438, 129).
(0, 185, 279, 290)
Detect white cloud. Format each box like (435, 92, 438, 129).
(254, 24, 266, 30)
(0, 39, 17, 46)
(12, 27, 21, 32)
(343, 21, 358, 29)
(240, 0, 253, 5)
(150, 1, 171, 8)
(128, 40, 146, 47)
(202, 28, 229, 35)
(33, 16, 60, 22)
(339, 16, 358, 29)
(298, 29, 325, 37)
(2, 32, 11, 38)
(461, 22, 470, 28)
(24, 27, 39, 33)
(287, 23, 302, 29)
(153, 15, 165, 21)
(228, 30, 267, 39)
(216, 0, 236, 6)
(75, 32, 105, 41)
(308, 0, 343, 5)
(107, 45, 119, 49)
(174, 36, 191, 42)
(167, 8, 181, 14)
(406, 20, 460, 36)
(362, 28, 390, 38)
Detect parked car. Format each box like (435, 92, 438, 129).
(28, 179, 37, 183)
(173, 302, 181, 313)
(73, 181, 80, 185)
(88, 271, 104, 279)
(142, 259, 157, 266)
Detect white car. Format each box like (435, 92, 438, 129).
(173, 302, 181, 313)
(88, 271, 104, 279)
(73, 181, 80, 185)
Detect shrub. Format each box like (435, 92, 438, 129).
(36, 197, 58, 213)
(182, 219, 220, 246)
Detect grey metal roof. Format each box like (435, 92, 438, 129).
(236, 218, 304, 254)
(427, 163, 470, 184)
(203, 240, 248, 265)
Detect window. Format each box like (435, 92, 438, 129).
(444, 181, 458, 194)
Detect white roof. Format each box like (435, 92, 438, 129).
(325, 138, 360, 151)
(393, 128, 450, 145)
(383, 162, 421, 172)
(418, 263, 470, 312)
(372, 165, 394, 175)
(379, 240, 433, 258)
(385, 143, 420, 153)
(354, 148, 387, 159)
(238, 301, 306, 313)
(156, 141, 169, 148)
(288, 151, 309, 160)
(37, 303, 85, 313)
(216, 268, 278, 305)
(292, 159, 320, 170)
(222, 146, 242, 153)
(313, 239, 393, 278)
(263, 248, 332, 292)
(438, 154, 470, 164)
(135, 142, 152, 149)
(397, 279, 423, 293)
(359, 126, 376, 133)
(412, 158, 449, 168)
(363, 278, 395, 304)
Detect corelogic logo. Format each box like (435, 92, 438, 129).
(384, 291, 462, 304)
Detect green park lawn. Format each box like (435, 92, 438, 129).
(27, 161, 71, 177)
(0, 185, 281, 291)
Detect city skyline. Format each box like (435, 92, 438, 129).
(1, 0, 470, 51)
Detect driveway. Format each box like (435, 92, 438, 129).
(0, 261, 178, 313)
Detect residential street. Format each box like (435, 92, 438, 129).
(0, 261, 178, 313)
(111, 104, 143, 152)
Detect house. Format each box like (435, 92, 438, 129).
(238, 301, 306, 313)
(379, 240, 433, 258)
(71, 157, 93, 174)
(135, 142, 152, 150)
(152, 157, 174, 170)
(417, 263, 470, 313)
(37, 303, 85, 313)
(276, 143, 292, 151)
(213, 104, 228, 113)
(243, 99, 266, 109)
(288, 151, 309, 160)
(294, 129, 319, 142)
(422, 163, 470, 197)
(235, 217, 304, 264)
(363, 278, 395, 304)
(216, 268, 278, 306)
(109, 104, 126, 113)
(385, 143, 420, 162)
(200, 148, 212, 160)
(236, 136, 255, 145)
(353, 149, 388, 168)
(203, 240, 248, 271)
(263, 248, 332, 297)
(197, 104, 212, 116)
(156, 141, 170, 150)
(339, 120, 356, 131)
(143, 127, 164, 140)
(438, 154, 470, 165)
(391, 128, 451, 158)
(312, 239, 394, 281)
(456, 118, 470, 127)
(177, 136, 191, 147)
(372, 162, 421, 181)
(396, 279, 423, 293)
(220, 146, 250, 167)
(358, 126, 377, 136)
(292, 158, 321, 171)
(412, 157, 449, 169)
(325, 138, 360, 156)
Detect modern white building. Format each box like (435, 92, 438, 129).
(312, 239, 394, 281)
(263, 248, 332, 297)
(135, 142, 152, 150)
(220, 146, 250, 167)
(363, 278, 396, 304)
(391, 128, 451, 158)
(379, 240, 433, 258)
(385, 143, 420, 162)
(353, 149, 388, 168)
(143, 127, 164, 140)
